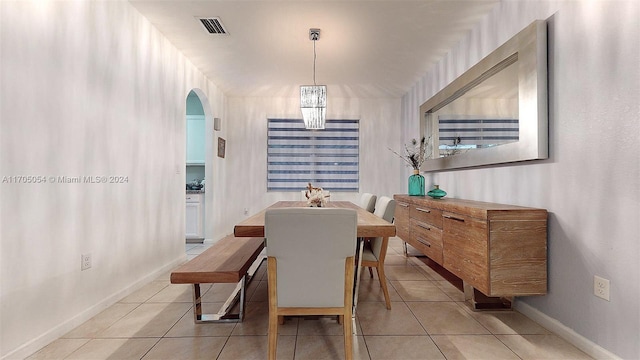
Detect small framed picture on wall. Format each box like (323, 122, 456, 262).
(217, 137, 226, 158)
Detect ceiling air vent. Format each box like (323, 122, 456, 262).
(197, 17, 228, 35)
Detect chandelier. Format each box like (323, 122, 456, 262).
(300, 28, 326, 130)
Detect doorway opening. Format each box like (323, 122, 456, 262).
(185, 90, 208, 243)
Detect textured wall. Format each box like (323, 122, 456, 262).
(401, 1, 640, 358)
(0, 1, 225, 358)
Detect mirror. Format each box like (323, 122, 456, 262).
(420, 20, 548, 171)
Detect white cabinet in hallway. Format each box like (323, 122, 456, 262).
(186, 115, 205, 165)
(186, 193, 204, 241)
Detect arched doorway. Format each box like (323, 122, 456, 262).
(185, 89, 212, 244)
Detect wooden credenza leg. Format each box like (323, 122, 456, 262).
(464, 282, 512, 311)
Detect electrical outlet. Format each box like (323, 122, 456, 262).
(81, 253, 92, 271)
(244, 208, 249, 215)
(594, 275, 610, 301)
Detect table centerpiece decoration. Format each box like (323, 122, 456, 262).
(304, 182, 329, 207)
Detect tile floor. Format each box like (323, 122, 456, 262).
(27, 238, 593, 360)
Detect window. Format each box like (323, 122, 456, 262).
(438, 115, 518, 155)
(267, 118, 359, 192)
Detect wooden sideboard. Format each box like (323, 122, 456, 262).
(394, 195, 548, 302)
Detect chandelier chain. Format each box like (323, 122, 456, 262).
(313, 38, 317, 85)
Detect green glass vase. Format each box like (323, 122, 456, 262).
(408, 170, 425, 196)
(427, 184, 447, 199)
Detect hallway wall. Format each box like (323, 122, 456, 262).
(0, 1, 225, 358)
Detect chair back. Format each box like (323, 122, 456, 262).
(370, 196, 396, 259)
(265, 207, 357, 307)
(359, 193, 377, 213)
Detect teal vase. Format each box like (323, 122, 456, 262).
(408, 170, 425, 196)
(427, 185, 447, 199)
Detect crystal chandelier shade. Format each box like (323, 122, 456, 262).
(300, 85, 326, 130)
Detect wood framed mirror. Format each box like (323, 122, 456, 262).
(420, 20, 548, 171)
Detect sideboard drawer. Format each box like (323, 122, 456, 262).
(410, 205, 442, 228)
(411, 219, 443, 264)
(411, 219, 443, 247)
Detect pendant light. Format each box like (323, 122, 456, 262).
(300, 28, 326, 130)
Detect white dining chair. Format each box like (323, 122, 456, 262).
(359, 193, 377, 213)
(361, 196, 396, 309)
(265, 207, 357, 360)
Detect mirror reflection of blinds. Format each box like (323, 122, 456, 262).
(438, 116, 519, 147)
(267, 118, 359, 192)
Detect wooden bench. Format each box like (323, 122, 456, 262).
(171, 236, 265, 323)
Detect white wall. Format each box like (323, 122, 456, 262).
(218, 96, 406, 236)
(402, 1, 639, 358)
(0, 1, 225, 358)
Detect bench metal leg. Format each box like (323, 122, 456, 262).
(191, 255, 265, 323)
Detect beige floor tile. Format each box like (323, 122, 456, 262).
(387, 237, 407, 253)
(383, 264, 431, 281)
(295, 335, 369, 360)
(230, 301, 298, 336)
(201, 283, 237, 302)
(154, 269, 175, 282)
(65, 338, 159, 360)
(465, 309, 550, 335)
(357, 274, 403, 303)
(141, 336, 227, 359)
(432, 334, 520, 359)
(383, 253, 417, 266)
(248, 280, 268, 302)
(356, 301, 427, 336)
(26, 339, 90, 359)
(97, 303, 191, 338)
(297, 316, 349, 336)
(253, 260, 268, 281)
(408, 302, 490, 335)
(186, 244, 212, 256)
(147, 283, 193, 303)
(497, 334, 594, 359)
(164, 309, 236, 337)
(119, 281, 170, 303)
(63, 303, 139, 338)
(434, 280, 465, 301)
(25, 245, 595, 360)
(218, 335, 295, 360)
(391, 280, 452, 301)
(365, 335, 445, 360)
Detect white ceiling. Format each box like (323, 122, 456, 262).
(129, 0, 499, 98)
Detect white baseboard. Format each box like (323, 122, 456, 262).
(3, 255, 186, 360)
(514, 301, 621, 360)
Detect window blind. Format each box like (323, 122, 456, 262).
(438, 115, 519, 149)
(267, 118, 359, 192)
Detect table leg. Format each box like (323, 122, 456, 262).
(352, 237, 365, 319)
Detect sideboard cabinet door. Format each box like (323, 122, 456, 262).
(395, 200, 411, 241)
(442, 212, 489, 294)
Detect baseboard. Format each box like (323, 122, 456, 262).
(3, 255, 186, 360)
(514, 301, 621, 360)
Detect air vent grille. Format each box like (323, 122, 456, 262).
(198, 17, 228, 35)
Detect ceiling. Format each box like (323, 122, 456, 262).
(129, 0, 499, 98)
